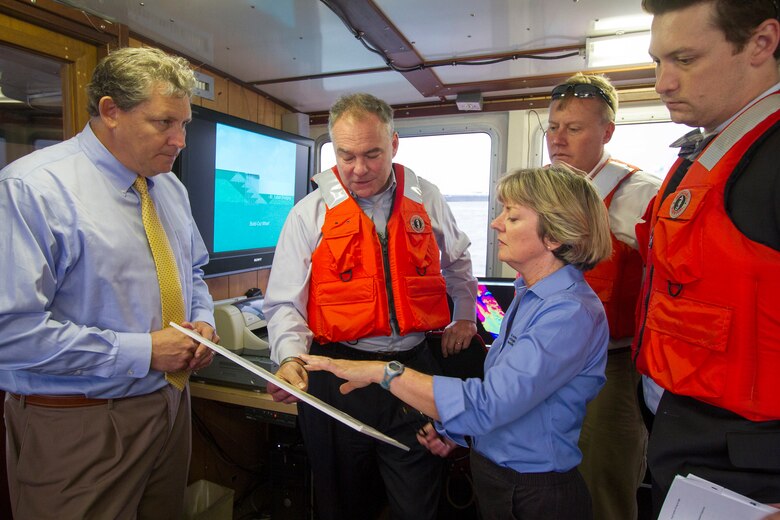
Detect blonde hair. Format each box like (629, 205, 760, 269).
(87, 47, 196, 117)
(496, 165, 612, 271)
(558, 72, 618, 123)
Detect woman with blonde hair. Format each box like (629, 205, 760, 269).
(302, 164, 612, 519)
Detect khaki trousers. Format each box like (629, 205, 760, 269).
(578, 349, 648, 520)
(4, 385, 191, 520)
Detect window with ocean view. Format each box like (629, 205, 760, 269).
(320, 132, 492, 276)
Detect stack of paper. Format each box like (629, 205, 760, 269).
(659, 473, 778, 520)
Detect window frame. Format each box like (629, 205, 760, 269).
(314, 112, 508, 276)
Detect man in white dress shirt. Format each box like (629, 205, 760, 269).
(546, 73, 661, 520)
(263, 92, 478, 520)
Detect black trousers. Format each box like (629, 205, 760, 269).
(298, 340, 444, 520)
(469, 449, 592, 520)
(649, 391, 780, 517)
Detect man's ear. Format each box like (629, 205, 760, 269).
(603, 121, 616, 145)
(98, 96, 120, 128)
(750, 18, 780, 67)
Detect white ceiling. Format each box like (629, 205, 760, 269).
(57, 0, 654, 115)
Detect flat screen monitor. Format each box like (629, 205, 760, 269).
(176, 105, 314, 277)
(475, 277, 516, 346)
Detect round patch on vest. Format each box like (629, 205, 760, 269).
(669, 189, 691, 219)
(410, 215, 425, 233)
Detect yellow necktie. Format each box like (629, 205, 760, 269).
(134, 176, 189, 390)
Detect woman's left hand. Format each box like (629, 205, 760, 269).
(300, 354, 381, 394)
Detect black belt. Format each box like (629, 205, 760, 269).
(312, 339, 428, 362)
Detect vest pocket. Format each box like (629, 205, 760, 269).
(404, 275, 448, 328)
(645, 288, 733, 398)
(315, 276, 374, 305)
(401, 210, 436, 268)
(653, 186, 710, 284)
(323, 217, 361, 273)
(312, 277, 380, 339)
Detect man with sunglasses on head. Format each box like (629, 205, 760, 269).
(633, 0, 780, 516)
(546, 73, 661, 520)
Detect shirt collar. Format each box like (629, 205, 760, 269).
(78, 121, 149, 194)
(669, 128, 706, 158)
(588, 151, 611, 179)
(516, 264, 584, 300)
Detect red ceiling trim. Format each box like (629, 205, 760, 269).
(322, 0, 444, 97)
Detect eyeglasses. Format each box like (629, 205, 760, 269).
(551, 83, 615, 113)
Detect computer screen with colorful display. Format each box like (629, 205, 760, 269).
(475, 277, 516, 346)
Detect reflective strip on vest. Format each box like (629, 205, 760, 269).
(313, 168, 349, 209)
(590, 159, 638, 199)
(402, 167, 424, 204)
(699, 94, 780, 170)
(313, 166, 423, 207)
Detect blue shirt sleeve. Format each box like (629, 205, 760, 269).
(0, 126, 214, 398)
(431, 267, 608, 473)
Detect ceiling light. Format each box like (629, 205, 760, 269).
(592, 14, 652, 34)
(586, 31, 652, 69)
(0, 86, 23, 105)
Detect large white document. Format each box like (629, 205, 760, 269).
(659, 473, 777, 520)
(171, 322, 410, 451)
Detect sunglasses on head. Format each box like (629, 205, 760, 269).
(550, 83, 615, 113)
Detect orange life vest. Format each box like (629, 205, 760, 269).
(583, 159, 644, 340)
(307, 164, 451, 344)
(633, 93, 780, 421)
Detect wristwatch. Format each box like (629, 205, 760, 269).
(379, 360, 405, 390)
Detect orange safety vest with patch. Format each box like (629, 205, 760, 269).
(583, 159, 644, 340)
(633, 92, 780, 421)
(307, 164, 451, 344)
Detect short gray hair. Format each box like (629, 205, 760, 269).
(87, 47, 196, 117)
(328, 93, 395, 139)
(496, 165, 612, 271)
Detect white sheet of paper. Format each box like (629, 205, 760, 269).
(171, 322, 409, 451)
(658, 473, 777, 520)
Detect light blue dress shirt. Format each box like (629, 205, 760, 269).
(0, 123, 214, 398)
(433, 265, 608, 473)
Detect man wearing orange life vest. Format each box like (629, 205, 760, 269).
(633, 0, 780, 515)
(263, 93, 478, 520)
(546, 73, 661, 520)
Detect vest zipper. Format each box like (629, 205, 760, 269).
(379, 232, 399, 334)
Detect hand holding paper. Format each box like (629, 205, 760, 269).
(170, 322, 410, 451)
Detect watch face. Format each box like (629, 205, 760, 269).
(381, 361, 404, 389)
